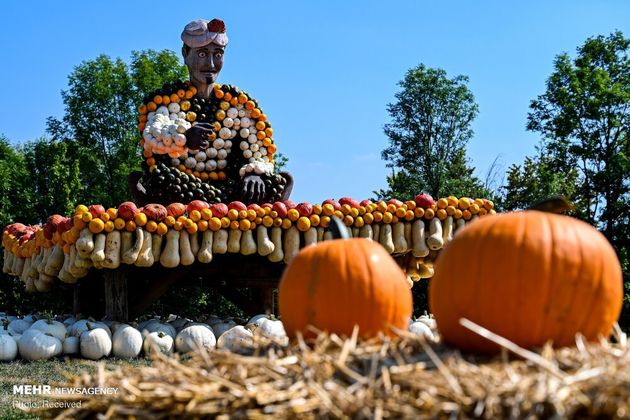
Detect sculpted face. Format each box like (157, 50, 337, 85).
(183, 43, 225, 90)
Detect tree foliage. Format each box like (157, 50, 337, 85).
(47, 50, 188, 207)
(377, 64, 490, 200)
(526, 31, 629, 243)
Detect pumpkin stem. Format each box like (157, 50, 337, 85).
(528, 196, 575, 214)
(329, 216, 350, 240)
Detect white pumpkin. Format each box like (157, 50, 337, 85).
(31, 319, 67, 341)
(209, 319, 237, 338)
(8, 318, 32, 335)
(408, 320, 435, 340)
(175, 325, 216, 353)
(68, 319, 111, 338)
(143, 331, 174, 356)
(18, 329, 63, 361)
(112, 324, 143, 358)
(142, 320, 177, 339)
(137, 316, 160, 331)
(216, 326, 253, 353)
(63, 317, 77, 327)
(63, 336, 80, 355)
(246, 315, 288, 343)
(0, 334, 18, 361)
(80, 327, 112, 360)
(21, 314, 39, 323)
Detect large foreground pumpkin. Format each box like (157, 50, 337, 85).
(278, 237, 412, 338)
(429, 210, 623, 354)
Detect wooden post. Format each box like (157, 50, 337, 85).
(104, 268, 128, 321)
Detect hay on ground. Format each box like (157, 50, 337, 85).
(37, 322, 630, 419)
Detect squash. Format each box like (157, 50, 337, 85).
(209, 319, 237, 338)
(279, 217, 412, 338)
(256, 225, 274, 256)
(197, 230, 213, 263)
(63, 336, 80, 355)
(426, 218, 444, 250)
(303, 228, 318, 247)
(268, 227, 284, 262)
(212, 230, 228, 254)
(392, 222, 407, 253)
(0, 334, 18, 361)
(189, 231, 200, 256)
(378, 224, 395, 254)
(240, 230, 257, 255)
(283, 226, 300, 263)
(80, 326, 112, 360)
(246, 315, 288, 344)
(227, 229, 242, 253)
(135, 231, 154, 267)
(31, 319, 67, 341)
(18, 329, 63, 361)
(359, 225, 374, 240)
(442, 216, 454, 244)
(122, 228, 144, 264)
(179, 231, 195, 265)
(143, 331, 174, 356)
(102, 231, 122, 269)
(408, 319, 435, 341)
(151, 233, 163, 262)
(91, 233, 107, 262)
(429, 210, 624, 354)
(216, 325, 253, 352)
(44, 244, 65, 276)
(160, 230, 181, 268)
(411, 220, 429, 257)
(120, 231, 134, 256)
(76, 228, 94, 258)
(175, 325, 216, 353)
(112, 324, 143, 358)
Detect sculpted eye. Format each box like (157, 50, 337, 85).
(198, 51, 207, 58)
(215, 52, 223, 59)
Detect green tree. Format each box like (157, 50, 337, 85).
(47, 49, 188, 207)
(0, 137, 36, 228)
(377, 64, 490, 201)
(500, 153, 580, 212)
(526, 31, 629, 243)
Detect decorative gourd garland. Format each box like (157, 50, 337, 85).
(2, 194, 495, 292)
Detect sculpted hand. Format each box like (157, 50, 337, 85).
(185, 123, 214, 150)
(241, 174, 266, 204)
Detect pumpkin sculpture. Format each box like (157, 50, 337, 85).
(429, 210, 623, 354)
(278, 218, 412, 339)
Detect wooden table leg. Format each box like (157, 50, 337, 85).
(104, 268, 128, 322)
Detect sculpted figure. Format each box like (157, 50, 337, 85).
(130, 18, 293, 205)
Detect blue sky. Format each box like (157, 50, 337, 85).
(1, 1, 628, 204)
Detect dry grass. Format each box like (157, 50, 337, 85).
(31, 321, 630, 419)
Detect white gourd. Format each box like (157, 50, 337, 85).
(151, 233, 163, 262)
(175, 325, 216, 353)
(134, 231, 154, 267)
(267, 227, 284, 262)
(240, 230, 256, 255)
(122, 228, 144, 264)
(102, 231, 121, 269)
(76, 229, 94, 258)
(227, 229, 242, 253)
(63, 336, 80, 355)
(44, 244, 65, 276)
(31, 319, 67, 341)
(0, 334, 18, 361)
(212, 230, 228, 254)
(120, 231, 133, 256)
(112, 324, 143, 358)
(216, 325, 254, 352)
(143, 331, 174, 356)
(359, 225, 374, 240)
(18, 329, 63, 361)
(283, 226, 300, 263)
(179, 231, 195, 266)
(392, 222, 407, 253)
(209, 319, 237, 338)
(442, 216, 454, 244)
(303, 228, 317, 247)
(189, 232, 200, 256)
(379, 224, 395, 254)
(160, 230, 181, 268)
(256, 225, 274, 256)
(411, 219, 430, 257)
(80, 327, 112, 360)
(426, 218, 444, 250)
(91, 233, 107, 262)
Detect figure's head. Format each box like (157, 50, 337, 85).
(181, 19, 228, 89)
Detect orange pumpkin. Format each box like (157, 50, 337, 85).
(278, 235, 412, 339)
(429, 210, 623, 354)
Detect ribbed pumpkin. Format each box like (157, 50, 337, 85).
(429, 210, 623, 354)
(278, 232, 412, 339)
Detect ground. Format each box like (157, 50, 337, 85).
(0, 358, 149, 419)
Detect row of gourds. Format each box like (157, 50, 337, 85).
(0, 312, 436, 362)
(2, 194, 495, 291)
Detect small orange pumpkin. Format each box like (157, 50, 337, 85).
(429, 210, 623, 354)
(278, 219, 412, 339)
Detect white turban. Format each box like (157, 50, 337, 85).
(181, 19, 228, 48)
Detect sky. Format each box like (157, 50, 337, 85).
(1, 1, 629, 204)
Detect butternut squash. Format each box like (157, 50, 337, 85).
(316, 227, 325, 242)
(189, 232, 200, 256)
(392, 222, 407, 253)
(120, 232, 133, 256)
(122, 228, 144, 264)
(160, 230, 180, 268)
(179, 230, 195, 266)
(411, 219, 429, 258)
(442, 216, 454, 244)
(372, 224, 381, 244)
(426, 218, 444, 251)
(44, 244, 64, 276)
(256, 225, 274, 256)
(151, 233, 163, 262)
(404, 223, 412, 248)
(303, 228, 317, 247)
(90, 233, 106, 262)
(212, 230, 228, 254)
(197, 230, 213, 263)
(456, 218, 466, 231)
(37, 247, 52, 274)
(267, 227, 284, 263)
(227, 229, 242, 253)
(283, 226, 300, 263)
(359, 225, 374, 240)
(379, 224, 395, 254)
(102, 231, 121, 269)
(134, 231, 154, 267)
(76, 228, 94, 258)
(240, 230, 256, 255)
